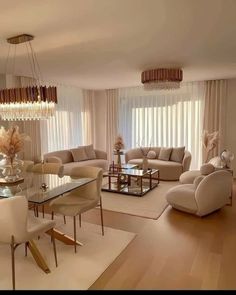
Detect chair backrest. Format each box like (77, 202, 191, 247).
(70, 166, 103, 201)
(0, 196, 28, 244)
(32, 163, 64, 176)
(195, 170, 232, 216)
(22, 160, 35, 172)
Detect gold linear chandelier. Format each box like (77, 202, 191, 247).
(0, 34, 57, 121)
(141, 68, 183, 90)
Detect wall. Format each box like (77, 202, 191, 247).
(225, 78, 236, 176)
(93, 90, 107, 151)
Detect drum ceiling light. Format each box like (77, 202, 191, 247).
(0, 34, 57, 121)
(141, 68, 183, 90)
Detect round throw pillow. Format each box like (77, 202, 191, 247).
(147, 150, 156, 159)
(200, 163, 215, 175)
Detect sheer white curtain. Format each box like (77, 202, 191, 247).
(81, 90, 96, 145)
(106, 89, 119, 163)
(203, 80, 227, 161)
(118, 82, 205, 169)
(40, 83, 84, 156)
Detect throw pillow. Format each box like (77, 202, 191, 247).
(70, 147, 88, 162)
(170, 147, 185, 163)
(200, 163, 215, 175)
(158, 147, 172, 161)
(147, 150, 156, 159)
(84, 144, 96, 160)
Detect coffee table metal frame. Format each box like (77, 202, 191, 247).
(102, 168, 159, 197)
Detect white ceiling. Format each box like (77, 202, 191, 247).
(0, 0, 236, 89)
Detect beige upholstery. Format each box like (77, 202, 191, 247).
(49, 166, 104, 252)
(44, 147, 108, 174)
(0, 196, 57, 289)
(166, 170, 233, 216)
(125, 147, 191, 180)
(31, 163, 64, 176)
(180, 163, 215, 184)
(22, 160, 35, 172)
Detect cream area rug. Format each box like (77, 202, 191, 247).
(102, 181, 179, 219)
(0, 215, 136, 290)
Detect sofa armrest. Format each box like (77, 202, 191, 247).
(94, 149, 107, 160)
(45, 156, 63, 164)
(125, 148, 143, 163)
(182, 151, 191, 172)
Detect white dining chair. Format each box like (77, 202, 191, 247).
(49, 166, 104, 253)
(0, 195, 58, 290)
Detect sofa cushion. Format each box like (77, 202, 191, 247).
(158, 147, 172, 161)
(170, 147, 185, 163)
(128, 158, 182, 180)
(70, 147, 88, 162)
(84, 144, 96, 160)
(63, 159, 108, 175)
(147, 150, 156, 159)
(44, 150, 73, 164)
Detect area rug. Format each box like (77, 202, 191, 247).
(0, 215, 136, 290)
(102, 181, 179, 219)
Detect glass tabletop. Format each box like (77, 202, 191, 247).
(0, 172, 95, 204)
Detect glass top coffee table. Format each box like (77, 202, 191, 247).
(102, 168, 159, 196)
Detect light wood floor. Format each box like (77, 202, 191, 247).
(74, 181, 236, 290)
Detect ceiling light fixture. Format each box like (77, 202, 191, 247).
(141, 68, 183, 90)
(0, 34, 57, 121)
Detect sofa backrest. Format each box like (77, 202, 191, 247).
(44, 150, 73, 164)
(125, 147, 161, 162)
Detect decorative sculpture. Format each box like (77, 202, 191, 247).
(202, 130, 219, 163)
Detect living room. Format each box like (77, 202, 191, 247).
(0, 0, 236, 290)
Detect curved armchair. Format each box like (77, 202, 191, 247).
(31, 163, 64, 176)
(49, 166, 104, 253)
(0, 195, 58, 290)
(166, 170, 232, 217)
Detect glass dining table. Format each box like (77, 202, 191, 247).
(0, 172, 96, 274)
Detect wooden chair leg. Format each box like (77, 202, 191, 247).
(73, 216, 77, 253)
(79, 214, 81, 227)
(25, 242, 28, 257)
(99, 197, 104, 236)
(63, 216, 66, 224)
(10, 236, 16, 290)
(51, 211, 54, 220)
(50, 229, 58, 267)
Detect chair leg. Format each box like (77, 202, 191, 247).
(79, 214, 81, 227)
(99, 197, 104, 236)
(25, 242, 28, 257)
(50, 229, 58, 267)
(73, 216, 77, 253)
(34, 205, 37, 217)
(51, 211, 54, 220)
(63, 216, 66, 224)
(10, 236, 16, 290)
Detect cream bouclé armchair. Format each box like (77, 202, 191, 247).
(166, 170, 233, 217)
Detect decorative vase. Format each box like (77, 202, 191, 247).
(0, 154, 24, 182)
(114, 149, 122, 168)
(142, 156, 149, 172)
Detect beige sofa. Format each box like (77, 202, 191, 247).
(125, 147, 191, 180)
(43, 144, 108, 175)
